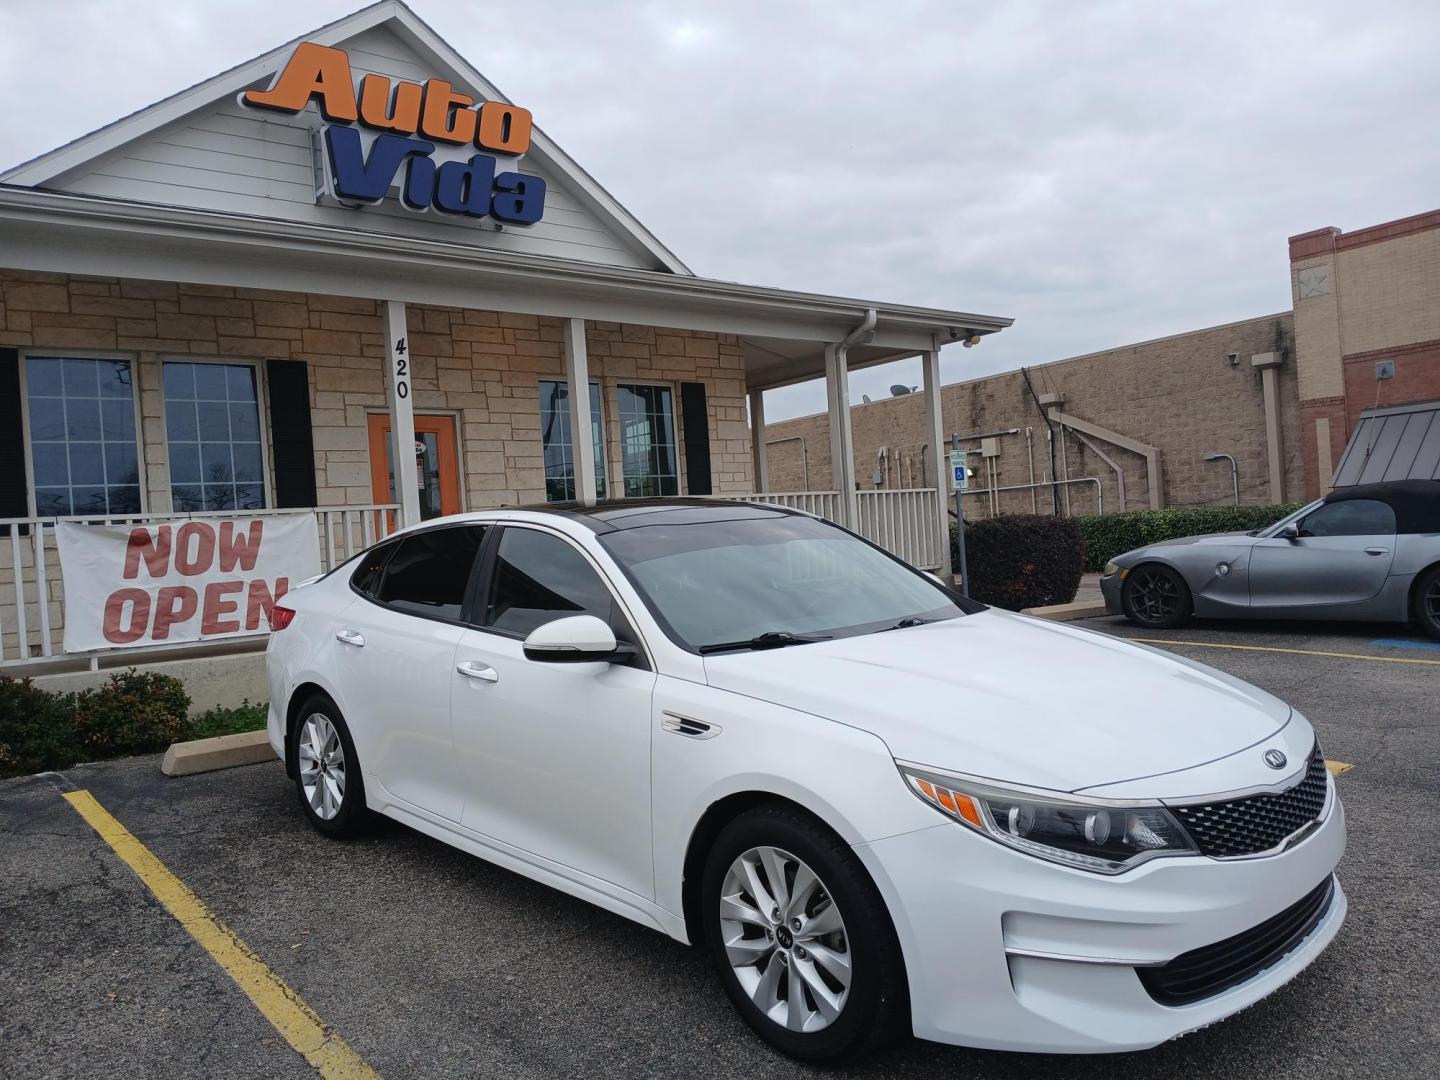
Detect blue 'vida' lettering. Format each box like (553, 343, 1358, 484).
(325, 127, 435, 203)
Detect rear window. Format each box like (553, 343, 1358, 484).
(358, 526, 487, 621)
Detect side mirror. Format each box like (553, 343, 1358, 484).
(523, 614, 626, 663)
(1278, 523, 1300, 540)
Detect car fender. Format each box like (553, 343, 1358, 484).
(649, 676, 939, 925)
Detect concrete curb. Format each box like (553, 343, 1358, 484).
(1021, 600, 1111, 622)
(161, 730, 276, 777)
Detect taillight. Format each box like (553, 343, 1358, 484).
(268, 605, 297, 631)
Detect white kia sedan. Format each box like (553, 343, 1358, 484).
(265, 500, 1346, 1062)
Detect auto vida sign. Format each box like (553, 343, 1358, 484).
(56, 517, 321, 652)
(240, 42, 546, 226)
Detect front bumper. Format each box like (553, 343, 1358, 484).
(855, 792, 1346, 1053)
(1100, 570, 1125, 615)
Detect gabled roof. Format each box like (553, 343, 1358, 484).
(0, 0, 690, 274)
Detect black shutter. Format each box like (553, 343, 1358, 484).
(0, 349, 28, 532)
(679, 381, 712, 496)
(266, 359, 317, 508)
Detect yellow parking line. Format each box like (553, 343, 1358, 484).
(1127, 637, 1440, 666)
(1326, 761, 1354, 777)
(62, 790, 380, 1080)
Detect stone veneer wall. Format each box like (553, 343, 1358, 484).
(763, 313, 1303, 517)
(0, 269, 754, 513)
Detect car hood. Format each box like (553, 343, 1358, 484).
(701, 609, 1290, 793)
(1120, 531, 1255, 559)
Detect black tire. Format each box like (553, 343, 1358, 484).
(700, 803, 908, 1064)
(288, 693, 370, 839)
(1412, 564, 1440, 640)
(1121, 563, 1193, 629)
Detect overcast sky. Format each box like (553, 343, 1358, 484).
(3, 0, 1438, 420)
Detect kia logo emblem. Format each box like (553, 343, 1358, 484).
(1263, 749, 1288, 770)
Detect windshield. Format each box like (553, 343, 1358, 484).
(598, 512, 974, 652)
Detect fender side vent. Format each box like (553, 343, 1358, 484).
(662, 713, 720, 740)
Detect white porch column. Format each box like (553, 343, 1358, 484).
(748, 388, 769, 492)
(382, 301, 421, 527)
(563, 318, 598, 506)
(825, 343, 858, 527)
(922, 345, 954, 579)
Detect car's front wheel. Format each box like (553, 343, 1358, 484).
(700, 804, 907, 1063)
(289, 694, 369, 838)
(1121, 563, 1192, 629)
(1413, 564, 1440, 640)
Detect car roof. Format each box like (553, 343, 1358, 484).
(1323, 479, 1440, 533)
(462, 498, 806, 534)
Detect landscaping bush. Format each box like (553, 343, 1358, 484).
(952, 514, 1086, 611)
(186, 699, 268, 741)
(69, 670, 191, 760)
(1076, 503, 1305, 572)
(0, 678, 81, 778)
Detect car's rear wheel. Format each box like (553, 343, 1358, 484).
(1121, 564, 1192, 629)
(1413, 565, 1440, 640)
(289, 694, 369, 838)
(700, 804, 907, 1063)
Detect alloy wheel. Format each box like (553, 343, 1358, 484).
(1425, 577, 1440, 626)
(1129, 567, 1183, 624)
(719, 846, 852, 1034)
(297, 713, 346, 820)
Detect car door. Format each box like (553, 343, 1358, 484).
(331, 524, 488, 822)
(451, 525, 657, 900)
(1248, 498, 1396, 612)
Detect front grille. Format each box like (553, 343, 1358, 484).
(1171, 746, 1329, 857)
(1139, 876, 1336, 1006)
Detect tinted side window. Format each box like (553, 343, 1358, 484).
(351, 541, 398, 599)
(484, 529, 614, 636)
(1300, 499, 1396, 538)
(376, 526, 487, 620)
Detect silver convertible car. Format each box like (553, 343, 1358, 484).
(1101, 479, 1440, 637)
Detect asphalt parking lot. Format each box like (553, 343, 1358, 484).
(2, 617, 1437, 1079)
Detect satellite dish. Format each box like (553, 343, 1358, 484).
(890, 384, 912, 397)
(862, 394, 872, 404)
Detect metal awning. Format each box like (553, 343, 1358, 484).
(1332, 400, 1440, 486)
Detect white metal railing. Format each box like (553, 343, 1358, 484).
(0, 504, 400, 667)
(723, 488, 944, 570)
(855, 488, 943, 570)
(722, 490, 844, 521)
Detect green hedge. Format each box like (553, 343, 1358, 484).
(1076, 503, 1305, 572)
(952, 515, 1086, 611)
(0, 672, 269, 780)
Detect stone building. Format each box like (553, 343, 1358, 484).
(1289, 210, 1440, 495)
(764, 312, 1302, 518)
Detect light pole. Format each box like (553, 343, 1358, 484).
(1204, 452, 1239, 506)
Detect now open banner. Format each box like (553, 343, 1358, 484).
(56, 516, 322, 652)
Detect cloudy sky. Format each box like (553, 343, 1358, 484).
(3, 0, 1437, 420)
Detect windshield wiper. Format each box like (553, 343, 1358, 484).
(698, 631, 833, 655)
(878, 616, 933, 632)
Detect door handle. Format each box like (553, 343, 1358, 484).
(335, 629, 365, 647)
(1364, 547, 1390, 556)
(456, 660, 500, 683)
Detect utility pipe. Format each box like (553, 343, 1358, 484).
(1025, 426, 1037, 512)
(764, 435, 808, 490)
(958, 476, 1103, 517)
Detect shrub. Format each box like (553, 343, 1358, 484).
(0, 677, 81, 777)
(186, 699, 268, 741)
(1076, 503, 1306, 572)
(952, 514, 1086, 611)
(69, 670, 190, 760)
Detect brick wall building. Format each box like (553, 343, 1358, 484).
(764, 313, 1303, 518)
(1289, 210, 1440, 496)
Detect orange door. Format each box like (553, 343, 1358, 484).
(367, 413, 462, 520)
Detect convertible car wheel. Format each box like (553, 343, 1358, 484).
(1121, 564, 1192, 629)
(1414, 565, 1440, 640)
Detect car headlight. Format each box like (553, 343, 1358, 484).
(900, 766, 1197, 874)
(1103, 560, 1122, 576)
